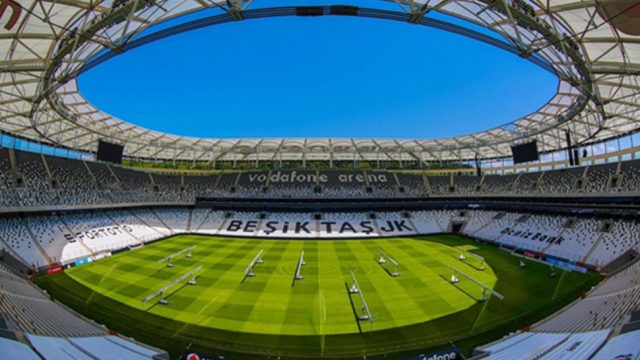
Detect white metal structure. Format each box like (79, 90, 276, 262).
(0, 0, 639, 162)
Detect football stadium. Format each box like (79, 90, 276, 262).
(1, 0, 640, 359)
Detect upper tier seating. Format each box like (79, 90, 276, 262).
(482, 174, 517, 194)
(585, 163, 618, 193)
(620, 159, 640, 193)
(1, 148, 640, 208)
(538, 167, 584, 194)
(0, 148, 19, 207)
(395, 173, 426, 196)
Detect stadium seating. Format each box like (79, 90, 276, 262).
(475, 329, 610, 359)
(453, 175, 481, 195)
(45, 154, 111, 206)
(0, 265, 105, 337)
(0, 217, 50, 268)
(513, 172, 541, 193)
(4, 148, 640, 207)
(427, 175, 452, 195)
(533, 261, 640, 333)
(620, 159, 640, 193)
(25, 333, 169, 360)
(395, 173, 426, 196)
(537, 167, 584, 194)
(183, 174, 216, 198)
(591, 328, 640, 359)
(585, 163, 618, 193)
(482, 174, 517, 194)
(0, 148, 19, 207)
(2, 147, 640, 359)
(2, 208, 639, 270)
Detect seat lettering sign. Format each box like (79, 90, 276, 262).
(0, 0, 21, 30)
(225, 219, 414, 236)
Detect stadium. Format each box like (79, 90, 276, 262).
(1, 0, 640, 359)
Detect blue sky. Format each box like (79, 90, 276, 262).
(78, 13, 557, 139)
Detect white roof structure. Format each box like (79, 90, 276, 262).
(1, 0, 639, 162)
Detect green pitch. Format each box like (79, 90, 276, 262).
(37, 235, 599, 359)
(62, 236, 497, 336)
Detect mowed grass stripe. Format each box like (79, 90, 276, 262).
(314, 241, 360, 335)
(349, 241, 432, 326)
(334, 240, 397, 332)
(192, 240, 272, 329)
(397, 239, 494, 301)
(365, 240, 466, 321)
(150, 237, 245, 321)
(145, 238, 254, 326)
(241, 240, 297, 333)
(382, 239, 475, 314)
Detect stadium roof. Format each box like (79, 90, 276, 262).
(1, 0, 639, 162)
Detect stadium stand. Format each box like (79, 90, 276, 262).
(395, 173, 426, 196)
(68, 336, 165, 360)
(183, 174, 216, 198)
(0, 217, 50, 268)
(45, 154, 111, 206)
(0, 265, 105, 337)
(25, 333, 169, 360)
(5, 148, 640, 206)
(2, 149, 640, 358)
(620, 159, 640, 193)
(590, 328, 640, 360)
(321, 170, 368, 198)
(0, 148, 19, 207)
(14, 151, 56, 207)
(481, 174, 517, 194)
(475, 329, 610, 359)
(453, 174, 482, 195)
(532, 260, 640, 333)
(427, 175, 452, 195)
(585, 163, 618, 193)
(537, 167, 584, 194)
(267, 170, 318, 198)
(2, 208, 639, 269)
(513, 172, 541, 194)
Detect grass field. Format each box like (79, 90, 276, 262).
(36, 234, 600, 359)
